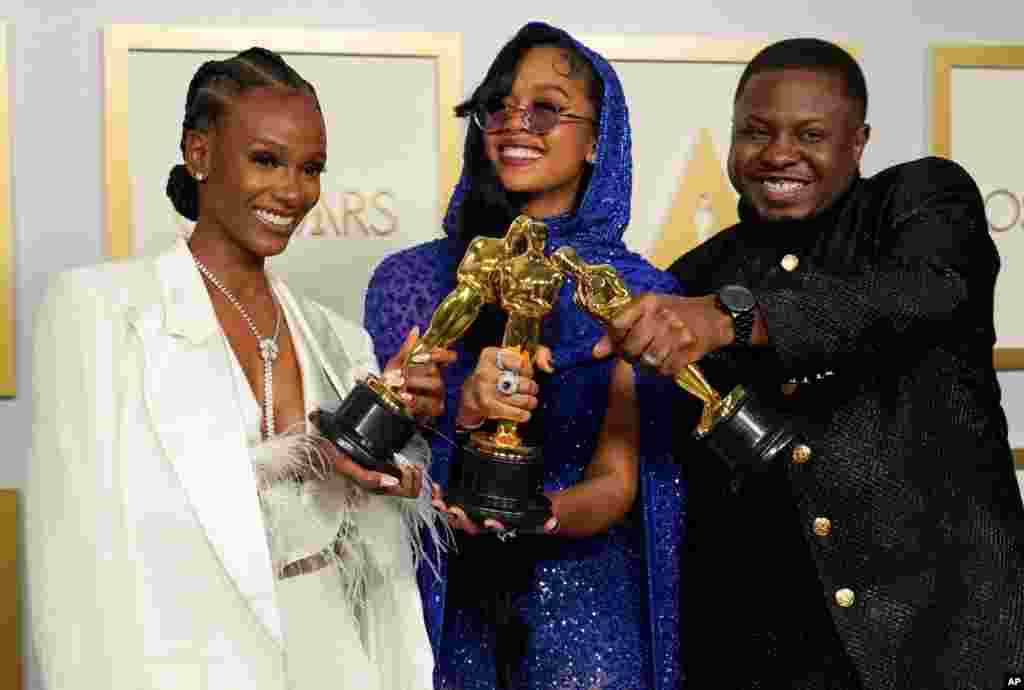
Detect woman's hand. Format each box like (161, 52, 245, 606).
(316, 436, 424, 499)
(454, 346, 553, 429)
(383, 327, 457, 421)
(543, 360, 640, 537)
(430, 482, 560, 536)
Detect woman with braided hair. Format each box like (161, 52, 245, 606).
(25, 47, 450, 689)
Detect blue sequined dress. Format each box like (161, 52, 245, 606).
(364, 23, 683, 690)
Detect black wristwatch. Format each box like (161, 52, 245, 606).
(715, 284, 757, 346)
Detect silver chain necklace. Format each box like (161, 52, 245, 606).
(192, 256, 282, 438)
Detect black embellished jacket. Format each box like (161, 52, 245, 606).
(667, 157, 1024, 689)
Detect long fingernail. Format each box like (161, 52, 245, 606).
(410, 352, 431, 364)
(379, 475, 400, 488)
(383, 370, 405, 387)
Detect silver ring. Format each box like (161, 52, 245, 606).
(642, 352, 662, 367)
(495, 527, 518, 542)
(497, 370, 518, 395)
(496, 350, 512, 371)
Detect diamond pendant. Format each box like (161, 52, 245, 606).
(259, 338, 279, 363)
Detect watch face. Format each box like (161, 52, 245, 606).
(720, 284, 756, 312)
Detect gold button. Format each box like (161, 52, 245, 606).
(781, 254, 800, 271)
(791, 444, 812, 464)
(813, 517, 832, 536)
(835, 588, 855, 607)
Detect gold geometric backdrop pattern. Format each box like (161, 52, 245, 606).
(648, 127, 738, 269)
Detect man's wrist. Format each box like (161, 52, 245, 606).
(717, 307, 736, 348)
(715, 285, 757, 346)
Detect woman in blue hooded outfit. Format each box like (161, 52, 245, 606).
(365, 23, 683, 690)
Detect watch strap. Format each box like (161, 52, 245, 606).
(716, 285, 757, 347)
(731, 308, 755, 346)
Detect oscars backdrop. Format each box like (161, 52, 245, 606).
(104, 25, 462, 323)
(932, 44, 1024, 372)
(932, 44, 1024, 469)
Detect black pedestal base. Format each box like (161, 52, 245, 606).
(447, 440, 552, 533)
(310, 381, 415, 480)
(702, 387, 803, 468)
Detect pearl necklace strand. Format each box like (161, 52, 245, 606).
(192, 257, 282, 439)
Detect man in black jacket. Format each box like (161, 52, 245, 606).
(595, 38, 1024, 689)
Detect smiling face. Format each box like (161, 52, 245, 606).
(187, 86, 327, 258)
(484, 45, 598, 219)
(728, 68, 868, 222)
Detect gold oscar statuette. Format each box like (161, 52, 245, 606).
(551, 247, 807, 469)
(314, 216, 571, 492)
(549, 246, 744, 437)
(408, 215, 563, 450)
(412, 215, 564, 530)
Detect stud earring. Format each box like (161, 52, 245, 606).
(194, 171, 206, 182)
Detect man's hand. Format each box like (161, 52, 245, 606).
(591, 293, 733, 377)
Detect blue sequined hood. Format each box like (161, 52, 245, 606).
(441, 22, 632, 254)
(363, 28, 683, 687)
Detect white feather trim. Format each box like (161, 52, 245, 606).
(393, 432, 451, 581)
(251, 431, 450, 608)
(251, 432, 335, 489)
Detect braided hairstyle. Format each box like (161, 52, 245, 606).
(166, 47, 321, 221)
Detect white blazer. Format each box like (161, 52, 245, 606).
(25, 240, 431, 689)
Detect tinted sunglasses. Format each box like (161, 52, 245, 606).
(472, 101, 597, 135)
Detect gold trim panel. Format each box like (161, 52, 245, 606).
(0, 489, 18, 690)
(930, 45, 1024, 370)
